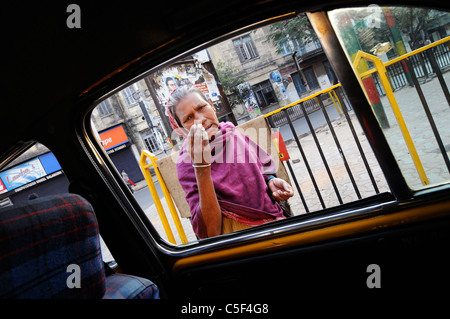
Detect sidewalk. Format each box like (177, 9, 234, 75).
(378, 72, 450, 189)
(133, 179, 151, 192)
(140, 73, 450, 244)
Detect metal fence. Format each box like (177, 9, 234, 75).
(266, 88, 352, 128)
(355, 36, 450, 185)
(264, 37, 450, 215)
(374, 41, 450, 95)
(267, 95, 326, 127)
(264, 84, 380, 213)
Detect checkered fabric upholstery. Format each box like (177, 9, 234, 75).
(0, 193, 159, 299)
(103, 273, 159, 299)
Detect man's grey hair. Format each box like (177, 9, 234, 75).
(168, 85, 209, 128)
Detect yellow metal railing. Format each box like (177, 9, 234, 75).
(263, 39, 450, 186)
(139, 150, 187, 245)
(358, 36, 450, 79)
(263, 83, 343, 118)
(329, 89, 343, 115)
(351, 44, 447, 186)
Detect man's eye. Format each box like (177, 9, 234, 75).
(184, 115, 192, 123)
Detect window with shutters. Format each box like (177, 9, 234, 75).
(143, 131, 163, 153)
(97, 99, 113, 116)
(232, 34, 258, 63)
(121, 86, 138, 106)
(303, 66, 319, 89)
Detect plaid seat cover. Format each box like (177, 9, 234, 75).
(0, 193, 105, 298)
(0, 193, 160, 299)
(103, 273, 159, 299)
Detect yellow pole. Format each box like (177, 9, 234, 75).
(373, 58, 429, 185)
(332, 90, 343, 114)
(353, 51, 429, 185)
(328, 90, 342, 115)
(147, 153, 188, 244)
(139, 151, 177, 244)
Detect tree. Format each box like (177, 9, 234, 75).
(391, 7, 441, 49)
(215, 60, 250, 108)
(266, 14, 317, 54)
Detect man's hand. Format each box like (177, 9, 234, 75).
(268, 178, 294, 201)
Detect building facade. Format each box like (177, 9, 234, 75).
(89, 52, 238, 181)
(207, 23, 336, 123)
(90, 78, 172, 183)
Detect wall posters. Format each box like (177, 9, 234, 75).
(238, 82, 261, 119)
(270, 68, 301, 107)
(150, 52, 225, 121)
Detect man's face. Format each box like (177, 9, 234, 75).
(167, 80, 177, 92)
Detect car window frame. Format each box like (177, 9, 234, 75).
(77, 5, 450, 257)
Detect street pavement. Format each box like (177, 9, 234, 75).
(129, 72, 450, 245)
(379, 73, 450, 189)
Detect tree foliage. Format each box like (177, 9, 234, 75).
(332, 6, 443, 52)
(266, 14, 317, 54)
(215, 60, 249, 108)
(390, 7, 441, 49)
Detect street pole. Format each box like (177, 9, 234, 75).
(292, 51, 307, 93)
(202, 60, 238, 126)
(138, 100, 154, 130)
(292, 52, 302, 78)
(382, 7, 414, 86)
(307, 10, 411, 200)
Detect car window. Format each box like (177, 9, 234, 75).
(0, 143, 67, 206)
(328, 5, 450, 191)
(90, 13, 394, 245)
(0, 142, 115, 264)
